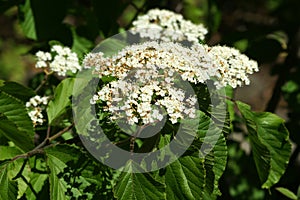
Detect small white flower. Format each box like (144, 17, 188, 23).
(204, 45, 259, 88)
(26, 95, 49, 126)
(131, 9, 208, 43)
(34, 45, 82, 76)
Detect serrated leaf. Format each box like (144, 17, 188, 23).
(0, 92, 34, 152)
(25, 173, 48, 200)
(236, 101, 291, 189)
(0, 81, 35, 102)
(45, 145, 80, 200)
(114, 161, 165, 200)
(164, 155, 205, 200)
(276, 187, 298, 200)
(45, 144, 111, 200)
(0, 161, 18, 200)
(0, 146, 31, 199)
(46, 153, 70, 200)
(203, 132, 227, 198)
(47, 78, 75, 125)
(197, 111, 228, 198)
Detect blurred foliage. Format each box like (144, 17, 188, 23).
(0, 0, 299, 199)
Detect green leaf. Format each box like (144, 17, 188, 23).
(236, 101, 291, 189)
(197, 111, 228, 198)
(47, 78, 75, 125)
(164, 155, 205, 200)
(0, 146, 30, 198)
(45, 144, 113, 199)
(203, 132, 227, 197)
(18, 0, 71, 42)
(71, 29, 93, 59)
(0, 146, 30, 200)
(45, 145, 76, 200)
(0, 146, 23, 160)
(25, 173, 48, 200)
(114, 161, 165, 200)
(276, 187, 298, 200)
(282, 81, 299, 93)
(0, 81, 35, 102)
(18, 0, 36, 40)
(93, 35, 128, 57)
(0, 92, 34, 152)
(0, 161, 18, 200)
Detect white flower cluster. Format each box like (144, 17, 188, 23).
(131, 8, 208, 43)
(204, 45, 259, 88)
(83, 41, 217, 84)
(26, 95, 49, 126)
(90, 68, 197, 124)
(84, 40, 259, 125)
(35, 45, 82, 76)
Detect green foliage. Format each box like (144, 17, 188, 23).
(0, 91, 34, 152)
(276, 187, 298, 200)
(237, 101, 291, 189)
(114, 162, 165, 200)
(0, 0, 298, 199)
(0, 161, 18, 200)
(47, 78, 74, 125)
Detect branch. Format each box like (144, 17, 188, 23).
(49, 123, 74, 141)
(11, 123, 74, 162)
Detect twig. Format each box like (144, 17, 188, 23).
(129, 122, 158, 153)
(34, 70, 52, 93)
(11, 123, 74, 162)
(48, 123, 74, 141)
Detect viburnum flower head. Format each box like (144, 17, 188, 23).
(83, 39, 259, 125)
(91, 67, 198, 125)
(131, 8, 208, 43)
(83, 41, 217, 83)
(84, 41, 210, 125)
(35, 45, 82, 76)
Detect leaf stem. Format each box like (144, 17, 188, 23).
(34, 70, 52, 93)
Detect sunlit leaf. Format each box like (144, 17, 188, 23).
(0, 146, 31, 199)
(164, 155, 205, 200)
(237, 101, 291, 189)
(114, 161, 165, 200)
(47, 78, 74, 125)
(276, 187, 298, 200)
(45, 144, 114, 199)
(0, 161, 18, 200)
